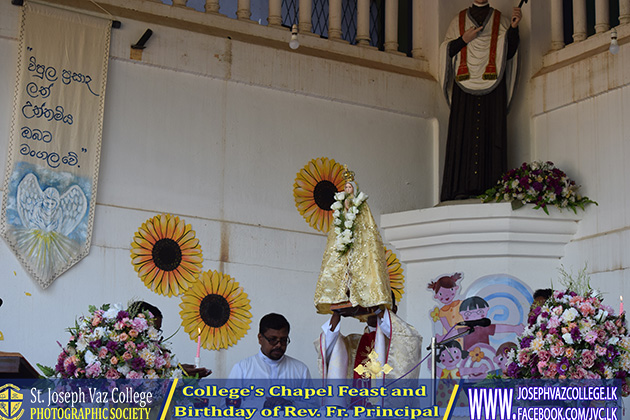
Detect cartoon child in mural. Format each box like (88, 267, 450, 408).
(457, 296, 525, 352)
(436, 341, 486, 379)
(492, 342, 518, 376)
(428, 273, 464, 340)
(435, 341, 483, 408)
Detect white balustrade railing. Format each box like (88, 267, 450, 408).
(205, 0, 220, 14)
(595, 0, 610, 33)
(356, 0, 370, 46)
(268, 0, 282, 27)
(551, 0, 629, 50)
(620, 0, 630, 23)
(572, 0, 588, 42)
(550, 0, 565, 51)
(158, 0, 424, 59)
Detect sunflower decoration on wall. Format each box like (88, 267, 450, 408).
(385, 247, 405, 303)
(179, 270, 252, 350)
(293, 157, 346, 233)
(130, 214, 204, 297)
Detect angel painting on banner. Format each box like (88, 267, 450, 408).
(2, 166, 89, 287)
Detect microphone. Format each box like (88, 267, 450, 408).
(457, 318, 491, 328)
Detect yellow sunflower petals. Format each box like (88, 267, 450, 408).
(131, 214, 203, 297)
(293, 157, 343, 233)
(298, 169, 319, 188)
(178, 269, 251, 350)
(164, 215, 178, 239)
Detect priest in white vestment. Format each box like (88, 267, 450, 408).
(315, 300, 423, 407)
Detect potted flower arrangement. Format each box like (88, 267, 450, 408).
(480, 161, 596, 214)
(39, 303, 182, 379)
(505, 269, 630, 396)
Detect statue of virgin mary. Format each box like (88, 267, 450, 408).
(314, 166, 392, 319)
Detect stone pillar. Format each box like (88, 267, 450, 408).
(299, 0, 313, 33)
(384, 0, 398, 52)
(550, 0, 565, 50)
(411, 0, 422, 57)
(237, 0, 252, 20)
(268, 0, 282, 27)
(620, 0, 630, 24)
(572, 0, 587, 42)
(594, 0, 610, 33)
(205, 0, 220, 13)
(356, 0, 371, 45)
(328, 0, 343, 40)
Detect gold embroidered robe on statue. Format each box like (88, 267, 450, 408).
(314, 203, 391, 315)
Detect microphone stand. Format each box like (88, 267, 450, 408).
(428, 326, 475, 407)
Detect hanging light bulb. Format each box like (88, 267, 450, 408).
(610, 28, 619, 55)
(289, 24, 300, 50)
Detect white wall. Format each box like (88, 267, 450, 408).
(528, 14, 630, 308)
(0, 0, 436, 379)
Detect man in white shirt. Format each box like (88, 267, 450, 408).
(228, 313, 312, 408)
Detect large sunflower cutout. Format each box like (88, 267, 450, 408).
(179, 270, 252, 350)
(293, 157, 346, 233)
(385, 247, 405, 302)
(130, 214, 204, 297)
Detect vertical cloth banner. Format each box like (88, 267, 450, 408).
(1, 2, 112, 288)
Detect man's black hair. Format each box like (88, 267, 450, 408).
(533, 289, 553, 300)
(259, 313, 290, 334)
(130, 301, 163, 319)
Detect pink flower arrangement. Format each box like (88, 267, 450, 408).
(40, 303, 182, 379)
(506, 289, 630, 396)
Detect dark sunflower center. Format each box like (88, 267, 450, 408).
(199, 294, 231, 328)
(151, 238, 182, 271)
(313, 180, 338, 211)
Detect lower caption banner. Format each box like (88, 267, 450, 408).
(0, 379, 624, 420)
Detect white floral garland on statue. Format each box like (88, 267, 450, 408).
(331, 190, 368, 254)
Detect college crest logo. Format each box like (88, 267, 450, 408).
(0, 384, 24, 420)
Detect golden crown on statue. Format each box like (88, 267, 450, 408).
(342, 165, 355, 183)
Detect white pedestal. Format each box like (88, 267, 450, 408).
(381, 201, 583, 263)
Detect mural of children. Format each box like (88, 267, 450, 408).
(428, 273, 464, 340)
(458, 296, 525, 352)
